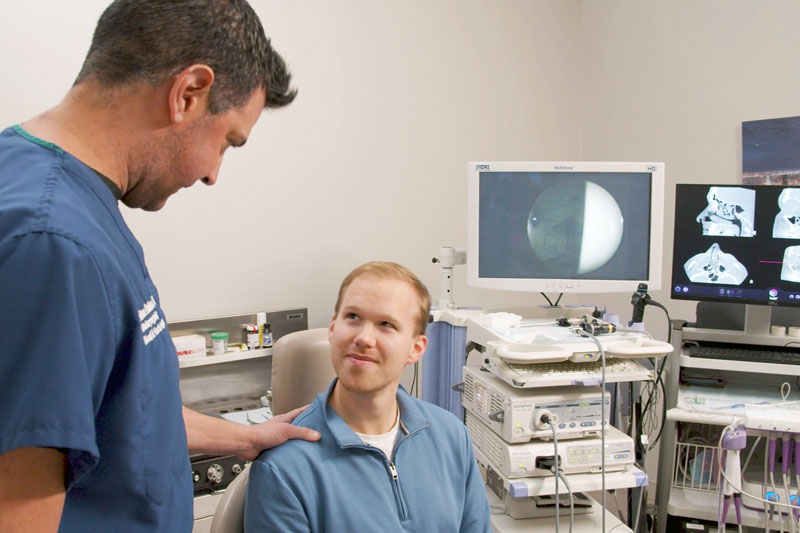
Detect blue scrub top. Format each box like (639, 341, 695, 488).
(0, 126, 192, 532)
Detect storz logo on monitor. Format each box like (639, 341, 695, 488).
(475, 164, 491, 171)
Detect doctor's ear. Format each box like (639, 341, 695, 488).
(168, 64, 215, 124)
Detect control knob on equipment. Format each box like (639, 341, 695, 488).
(191, 470, 201, 483)
(232, 463, 243, 475)
(207, 464, 224, 484)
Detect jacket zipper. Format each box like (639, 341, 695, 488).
(388, 461, 408, 520)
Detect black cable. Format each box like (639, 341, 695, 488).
(546, 417, 560, 533)
(640, 351, 667, 434)
(624, 297, 672, 449)
(540, 292, 554, 306)
(649, 372, 668, 451)
(554, 292, 564, 307)
(636, 300, 672, 450)
(647, 300, 672, 345)
(637, 301, 671, 423)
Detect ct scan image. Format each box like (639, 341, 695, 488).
(683, 242, 748, 285)
(781, 245, 800, 282)
(773, 188, 800, 239)
(695, 187, 755, 237)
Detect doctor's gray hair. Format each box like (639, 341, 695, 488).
(75, 0, 296, 113)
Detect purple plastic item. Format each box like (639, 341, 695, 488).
(734, 495, 743, 524)
(769, 435, 778, 473)
(794, 437, 800, 475)
(722, 426, 746, 451)
(721, 495, 732, 525)
(783, 438, 791, 475)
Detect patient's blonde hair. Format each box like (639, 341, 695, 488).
(334, 261, 431, 336)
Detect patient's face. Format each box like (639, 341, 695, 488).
(329, 275, 426, 396)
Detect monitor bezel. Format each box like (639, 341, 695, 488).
(670, 183, 800, 309)
(466, 161, 665, 293)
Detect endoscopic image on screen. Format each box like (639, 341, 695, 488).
(478, 171, 651, 280)
(695, 186, 755, 237)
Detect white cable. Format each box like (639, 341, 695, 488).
(717, 459, 726, 533)
(767, 436, 772, 533)
(548, 418, 560, 533)
(772, 472, 785, 533)
(578, 330, 606, 533)
(795, 434, 800, 524)
(632, 477, 646, 533)
(741, 436, 762, 475)
(611, 490, 625, 522)
(781, 382, 791, 401)
(785, 434, 800, 531)
(556, 469, 574, 533)
(785, 473, 797, 532)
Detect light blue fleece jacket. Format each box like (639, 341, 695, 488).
(244, 379, 491, 532)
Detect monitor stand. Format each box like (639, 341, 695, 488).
(687, 303, 786, 347)
(743, 304, 772, 336)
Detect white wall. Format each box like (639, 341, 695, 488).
(0, 0, 582, 327)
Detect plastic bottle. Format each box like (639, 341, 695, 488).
(211, 331, 229, 355)
(262, 323, 273, 348)
(256, 312, 267, 348)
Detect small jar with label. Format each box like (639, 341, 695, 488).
(243, 324, 260, 350)
(211, 331, 229, 355)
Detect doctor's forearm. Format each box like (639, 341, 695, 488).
(0, 447, 67, 533)
(182, 406, 256, 458)
(183, 405, 320, 461)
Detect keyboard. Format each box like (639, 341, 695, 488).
(487, 357, 652, 388)
(684, 342, 800, 366)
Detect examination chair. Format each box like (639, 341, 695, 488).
(210, 327, 334, 533)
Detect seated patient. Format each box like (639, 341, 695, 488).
(244, 261, 490, 532)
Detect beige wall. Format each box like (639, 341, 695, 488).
(0, 0, 582, 326)
(4, 1, 797, 327)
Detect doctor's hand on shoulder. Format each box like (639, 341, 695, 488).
(184, 405, 320, 462)
(240, 405, 321, 461)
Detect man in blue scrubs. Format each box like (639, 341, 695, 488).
(0, 1, 319, 531)
(244, 262, 491, 532)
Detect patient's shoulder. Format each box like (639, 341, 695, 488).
(254, 404, 329, 466)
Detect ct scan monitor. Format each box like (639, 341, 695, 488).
(671, 184, 800, 307)
(467, 161, 665, 293)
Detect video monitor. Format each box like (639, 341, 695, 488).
(671, 184, 800, 307)
(467, 161, 665, 293)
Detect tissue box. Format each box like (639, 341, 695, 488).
(172, 334, 207, 359)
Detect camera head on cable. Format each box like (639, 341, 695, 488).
(630, 283, 652, 325)
(579, 317, 616, 336)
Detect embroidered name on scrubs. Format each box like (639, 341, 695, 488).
(138, 295, 166, 345)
